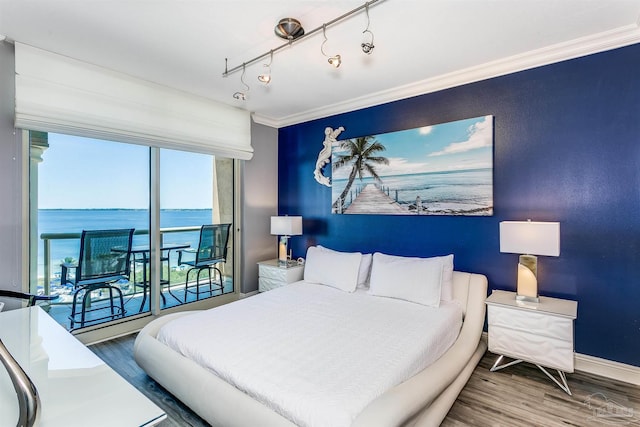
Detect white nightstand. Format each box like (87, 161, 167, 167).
(486, 290, 578, 395)
(258, 259, 304, 292)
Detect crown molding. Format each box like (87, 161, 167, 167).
(252, 22, 640, 129)
(251, 113, 281, 129)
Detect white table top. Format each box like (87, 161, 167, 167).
(258, 258, 304, 269)
(486, 290, 577, 319)
(0, 306, 166, 427)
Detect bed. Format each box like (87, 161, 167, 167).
(134, 249, 488, 427)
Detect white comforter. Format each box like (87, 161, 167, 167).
(157, 281, 462, 427)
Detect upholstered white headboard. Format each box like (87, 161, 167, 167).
(452, 271, 487, 318)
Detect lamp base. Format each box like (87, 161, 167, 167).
(515, 294, 540, 303)
(516, 254, 539, 303)
(278, 236, 289, 267)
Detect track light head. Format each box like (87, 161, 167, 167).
(328, 55, 342, 68)
(361, 4, 375, 55)
(321, 25, 341, 68)
(258, 51, 273, 84)
(361, 41, 374, 54)
(257, 74, 272, 84)
(232, 64, 249, 100)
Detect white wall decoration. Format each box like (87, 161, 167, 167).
(313, 126, 344, 187)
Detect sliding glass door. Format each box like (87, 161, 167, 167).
(156, 148, 235, 309)
(29, 131, 235, 331)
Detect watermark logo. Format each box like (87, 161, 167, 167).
(584, 392, 638, 425)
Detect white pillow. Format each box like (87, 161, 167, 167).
(357, 253, 372, 289)
(304, 246, 362, 292)
(368, 252, 444, 307)
(317, 245, 372, 289)
(438, 254, 454, 302)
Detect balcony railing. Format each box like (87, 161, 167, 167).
(40, 226, 201, 296)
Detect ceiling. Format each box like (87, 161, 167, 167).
(1, 1, 640, 128)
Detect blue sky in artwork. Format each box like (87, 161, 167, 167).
(332, 115, 493, 180)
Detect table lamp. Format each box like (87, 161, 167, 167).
(270, 216, 303, 267)
(499, 220, 560, 302)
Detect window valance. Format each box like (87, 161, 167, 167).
(14, 43, 253, 160)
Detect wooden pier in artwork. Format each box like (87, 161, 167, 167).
(344, 184, 407, 214)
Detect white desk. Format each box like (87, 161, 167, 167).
(0, 306, 166, 426)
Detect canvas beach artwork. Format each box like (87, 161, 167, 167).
(331, 115, 494, 215)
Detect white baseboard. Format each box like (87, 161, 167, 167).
(240, 290, 258, 299)
(575, 353, 640, 386)
(481, 332, 640, 386)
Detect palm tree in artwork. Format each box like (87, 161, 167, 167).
(332, 136, 388, 210)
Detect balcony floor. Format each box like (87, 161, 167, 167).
(44, 278, 234, 331)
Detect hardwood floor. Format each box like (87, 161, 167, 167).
(89, 334, 210, 427)
(90, 334, 640, 426)
(443, 355, 640, 427)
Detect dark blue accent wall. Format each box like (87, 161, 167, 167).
(278, 44, 640, 367)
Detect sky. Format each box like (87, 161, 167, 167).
(331, 115, 493, 180)
(38, 133, 214, 209)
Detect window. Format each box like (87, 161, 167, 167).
(29, 131, 236, 332)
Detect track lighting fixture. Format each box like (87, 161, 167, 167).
(257, 51, 273, 84)
(222, 0, 381, 96)
(321, 25, 341, 68)
(361, 3, 375, 54)
(232, 63, 249, 101)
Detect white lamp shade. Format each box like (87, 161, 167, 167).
(270, 216, 303, 236)
(499, 221, 560, 256)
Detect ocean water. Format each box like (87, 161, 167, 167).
(332, 168, 493, 215)
(37, 209, 213, 279)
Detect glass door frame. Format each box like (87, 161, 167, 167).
(25, 132, 243, 344)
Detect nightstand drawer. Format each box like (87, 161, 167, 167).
(259, 264, 288, 281)
(489, 324, 574, 372)
(488, 305, 573, 342)
(259, 277, 284, 292)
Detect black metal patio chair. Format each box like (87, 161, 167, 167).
(61, 228, 134, 329)
(177, 224, 231, 302)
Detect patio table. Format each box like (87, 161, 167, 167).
(114, 242, 190, 311)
